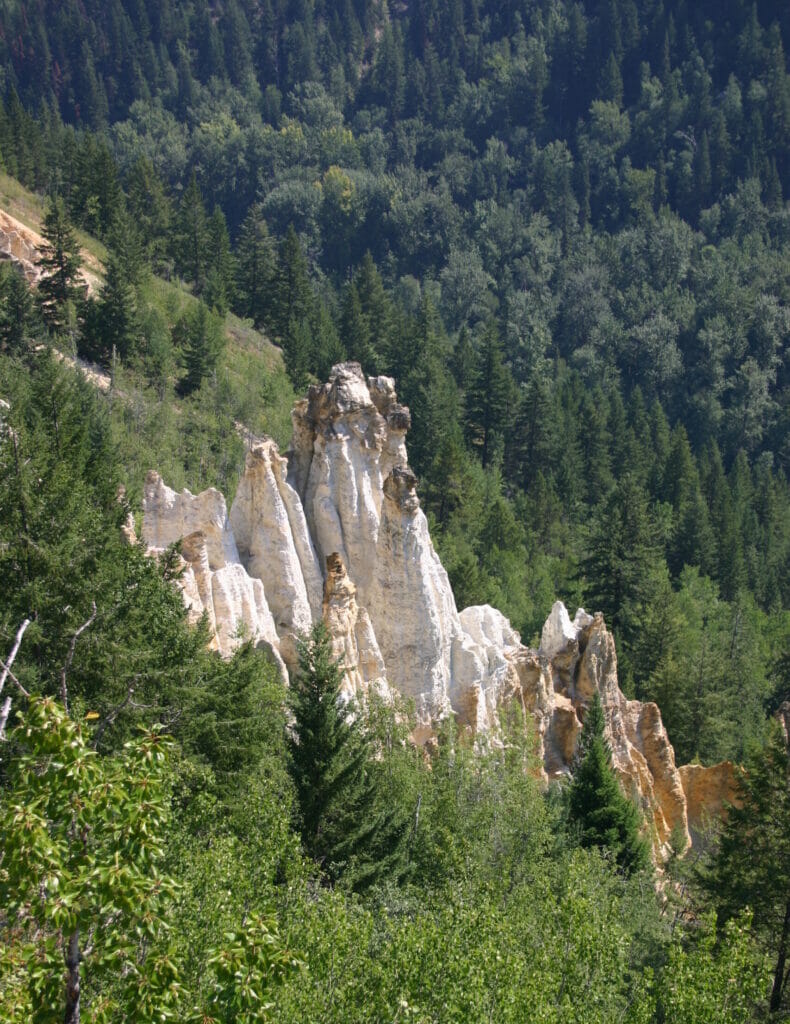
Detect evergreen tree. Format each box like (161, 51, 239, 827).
(90, 252, 140, 365)
(125, 156, 172, 270)
(271, 226, 313, 343)
(354, 252, 392, 362)
(174, 301, 225, 395)
(287, 622, 408, 891)
(465, 321, 514, 469)
(172, 172, 209, 290)
(704, 722, 790, 1015)
(339, 281, 374, 370)
(203, 206, 236, 315)
(0, 266, 36, 353)
(37, 196, 83, 334)
(581, 473, 671, 687)
(281, 316, 314, 392)
(568, 691, 650, 875)
(236, 204, 275, 328)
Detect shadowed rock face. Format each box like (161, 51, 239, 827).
(142, 363, 734, 858)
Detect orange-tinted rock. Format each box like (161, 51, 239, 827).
(679, 762, 741, 848)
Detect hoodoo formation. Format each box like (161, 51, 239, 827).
(143, 362, 736, 858)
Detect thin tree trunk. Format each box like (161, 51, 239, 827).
(64, 926, 80, 1024)
(770, 898, 790, 1015)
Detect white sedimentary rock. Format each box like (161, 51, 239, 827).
(142, 472, 284, 674)
(229, 439, 323, 667)
(290, 363, 499, 729)
(142, 364, 735, 857)
(322, 552, 389, 702)
(539, 601, 593, 657)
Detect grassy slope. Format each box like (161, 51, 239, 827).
(0, 172, 296, 506)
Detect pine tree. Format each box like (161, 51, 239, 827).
(0, 266, 36, 353)
(236, 204, 275, 328)
(174, 301, 225, 395)
(172, 172, 209, 289)
(37, 196, 83, 334)
(287, 622, 408, 891)
(465, 321, 514, 469)
(568, 691, 650, 875)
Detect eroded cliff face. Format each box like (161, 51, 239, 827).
(142, 362, 732, 857)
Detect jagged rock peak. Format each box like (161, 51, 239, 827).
(302, 362, 411, 439)
(141, 471, 285, 674)
(539, 600, 593, 658)
(141, 370, 739, 860)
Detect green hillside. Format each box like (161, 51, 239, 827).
(2, 0, 790, 1018)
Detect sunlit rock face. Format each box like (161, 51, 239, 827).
(142, 471, 285, 676)
(0, 210, 45, 285)
(679, 762, 741, 847)
(508, 606, 690, 856)
(229, 438, 323, 669)
(322, 552, 389, 703)
(143, 363, 734, 856)
(287, 364, 499, 730)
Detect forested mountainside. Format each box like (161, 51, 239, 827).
(2, 0, 789, 763)
(1, 0, 790, 1019)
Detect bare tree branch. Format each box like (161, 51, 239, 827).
(0, 618, 30, 740)
(0, 618, 30, 696)
(60, 602, 97, 713)
(0, 657, 30, 697)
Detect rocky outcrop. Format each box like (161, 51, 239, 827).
(0, 210, 43, 285)
(142, 471, 285, 675)
(287, 364, 503, 731)
(322, 552, 389, 703)
(142, 363, 735, 857)
(507, 605, 690, 854)
(0, 208, 101, 293)
(229, 438, 323, 667)
(679, 762, 741, 847)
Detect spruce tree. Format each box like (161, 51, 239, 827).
(354, 252, 392, 360)
(0, 266, 35, 353)
(704, 722, 790, 1015)
(236, 204, 275, 328)
(203, 206, 236, 315)
(465, 321, 514, 469)
(174, 301, 225, 395)
(91, 252, 140, 365)
(172, 172, 209, 290)
(287, 621, 408, 892)
(568, 692, 650, 875)
(126, 155, 172, 269)
(340, 281, 374, 370)
(271, 226, 313, 341)
(37, 196, 83, 334)
(581, 473, 671, 685)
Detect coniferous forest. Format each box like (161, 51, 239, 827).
(1, 0, 790, 1020)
